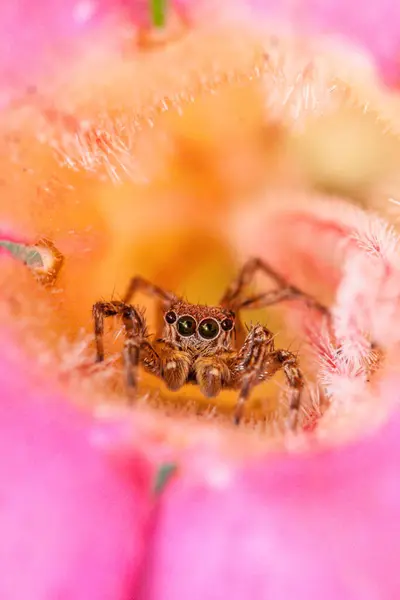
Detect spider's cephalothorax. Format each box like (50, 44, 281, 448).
(162, 302, 236, 355)
(92, 258, 328, 428)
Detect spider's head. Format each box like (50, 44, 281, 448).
(162, 301, 235, 353)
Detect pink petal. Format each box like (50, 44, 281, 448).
(2, 0, 400, 95)
(0, 329, 153, 600)
(248, 0, 400, 86)
(141, 412, 400, 599)
(0, 0, 155, 96)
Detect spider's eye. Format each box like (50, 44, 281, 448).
(177, 316, 196, 336)
(165, 311, 177, 324)
(221, 317, 234, 331)
(198, 318, 220, 340)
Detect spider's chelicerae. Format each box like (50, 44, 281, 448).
(92, 258, 327, 428)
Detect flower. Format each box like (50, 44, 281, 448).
(2, 1, 400, 599)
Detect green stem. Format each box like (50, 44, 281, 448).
(151, 0, 167, 28)
(0, 240, 44, 268)
(153, 462, 177, 495)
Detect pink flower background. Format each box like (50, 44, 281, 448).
(2, 1, 400, 599)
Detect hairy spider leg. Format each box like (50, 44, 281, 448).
(233, 325, 304, 428)
(122, 275, 176, 338)
(92, 300, 159, 392)
(220, 257, 328, 347)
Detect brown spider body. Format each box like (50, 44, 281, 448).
(93, 258, 327, 427)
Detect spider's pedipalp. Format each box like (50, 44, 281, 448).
(160, 348, 191, 391)
(194, 356, 231, 398)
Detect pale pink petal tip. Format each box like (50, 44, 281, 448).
(0, 334, 152, 600)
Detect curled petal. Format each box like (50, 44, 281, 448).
(230, 193, 400, 430)
(229, 193, 373, 304)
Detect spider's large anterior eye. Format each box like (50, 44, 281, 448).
(221, 317, 234, 331)
(165, 311, 177, 324)
(198, 318, 220, 340)
(177, 315, 196, 336)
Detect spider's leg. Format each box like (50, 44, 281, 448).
(122, 275, 178, 338)
(120, 304, 147, 390)
(92, 300, 150, 392)
(122, 276, 175, 306)
(272, 349, 305, 430)
(93, 302, 113, 363)
(233, 325, 305, 429)
(232, 324, 275, 424)
(220, 257, 327, 314)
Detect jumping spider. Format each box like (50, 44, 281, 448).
(92, 258, 327, 427)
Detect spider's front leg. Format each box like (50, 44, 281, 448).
(92, 301, 158, 394)
(274, 349, 305, 430)
(233, 324, 304, 429)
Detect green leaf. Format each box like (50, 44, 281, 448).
(151, 0, 167, 28)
